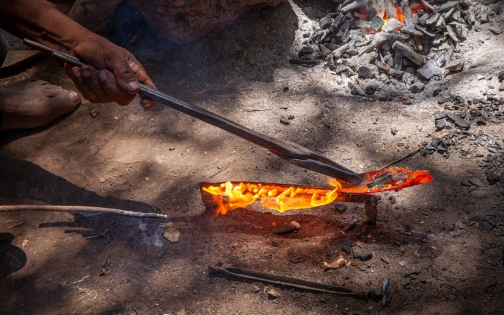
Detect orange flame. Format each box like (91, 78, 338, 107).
(393, 4, 405, 23)
(202, 167, 433, 215)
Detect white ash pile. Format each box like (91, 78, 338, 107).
(291, 0, 500, 96)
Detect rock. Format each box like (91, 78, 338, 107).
(399, 261, 406, 267)
(163, 222, 181, 243)
(280, 117, 290, 125)
(341, 240, 352, 255)
(253, 285, 260, 293)
(343, 217, 357, 232)
(411, 82, 425, 93)
(348, 82, 366, 96)
(468, 177, 484, 187)
(487, 173, 500, 185)
(290, 221, 301, 229)
(335, 203, 348, 213)
(498, 71, 504, 83)
(435, 119, 446, 130)
(273, 224, 294, 234)
(355, 252, 373, 261)
(483, 220, 495, 230)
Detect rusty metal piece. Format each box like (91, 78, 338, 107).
(208, 266, 369, 300)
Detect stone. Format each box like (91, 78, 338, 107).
(280, 117, 290, 125)
(341, 240, 352, 255)
(335, 203, 347, 213)
(163, 222, 181, 243)
(435, 119, 446, 130)
(411, 82, 425, 93)
(356, 252, 373, 261)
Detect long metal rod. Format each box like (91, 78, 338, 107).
(23, 39, 363, 185)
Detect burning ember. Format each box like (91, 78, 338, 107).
(202, 167, 432, 215)
(294, 0, 474, 91)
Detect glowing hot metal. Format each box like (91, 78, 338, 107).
(202, 167, 433, 215)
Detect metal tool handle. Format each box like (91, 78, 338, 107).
(23, 39, 363, 185)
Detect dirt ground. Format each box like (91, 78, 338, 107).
(1, 1, 504, 314)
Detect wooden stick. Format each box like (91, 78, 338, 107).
(380, 145, 425, 169)
(102, 231, 120, 267)
(0, 205, 167, 218)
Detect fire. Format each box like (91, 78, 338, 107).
(202, 167, 432, 215)
(393, 4, 405, 23)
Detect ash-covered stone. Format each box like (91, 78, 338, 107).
(411, 82, 425, 93)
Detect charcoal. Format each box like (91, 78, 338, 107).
(411, 82, 425, 93)
(382, 18, 404, 32)
(319, 13, 337, 29)
(443, 7, 455, 20)
(415, 24, 436, 37)
(392, 41, 426, 66)
(435, 111, 447, 120)
(401, 25, 423, 36)
(370, 15, 385, 31)
(365, 85, 376, 95)
(436, 119, 446, 130)
(348, 81, 365, 96)
(335, 19, 354, 39)
(435, 16, 446, 29)
(487, 173, 501, 185)
(394, 52, 403, 71)
(445, 25, 460, 42)
(310, 30, 328, 45)
(489, 26, 503, 35)
(422, 0, 436, 13)
(437, 1, 460, 13)
(375, 60, 391, 72)
(433, 88, 443, 97)
(341, 0, 368, 13)
(333, 43, 350, 59)
(330, 14, 346, 36)
(426, 12, 441, 25)
(298, 46, 316, 60)
(358, 65, 374, 79)
(450, 22, 469, 40)
(446, 112, 470, 129)
(417, 60, 441, 80)
(498, 72, 504, 83)
(446, 59, 465, 73)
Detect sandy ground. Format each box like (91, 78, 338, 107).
(1, 1, 504, 314)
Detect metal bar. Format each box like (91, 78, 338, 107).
(208, 266, 370, 300)
(23, 39, 363, 186)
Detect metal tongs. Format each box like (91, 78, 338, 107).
(24, 39, 365, 186)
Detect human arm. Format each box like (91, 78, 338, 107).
(0, 0, 156, 108)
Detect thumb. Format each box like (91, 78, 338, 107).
(111, 57, 140, 94)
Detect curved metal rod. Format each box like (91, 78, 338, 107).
(24, 39, 363, 186)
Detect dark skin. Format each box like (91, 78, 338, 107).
(0, 0, 157, 131)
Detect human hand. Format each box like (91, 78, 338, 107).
(64, 37, 157, 109)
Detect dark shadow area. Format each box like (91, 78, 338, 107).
(0, 233, 26, 279)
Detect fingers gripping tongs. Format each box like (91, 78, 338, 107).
(24, 39, 364, 187)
